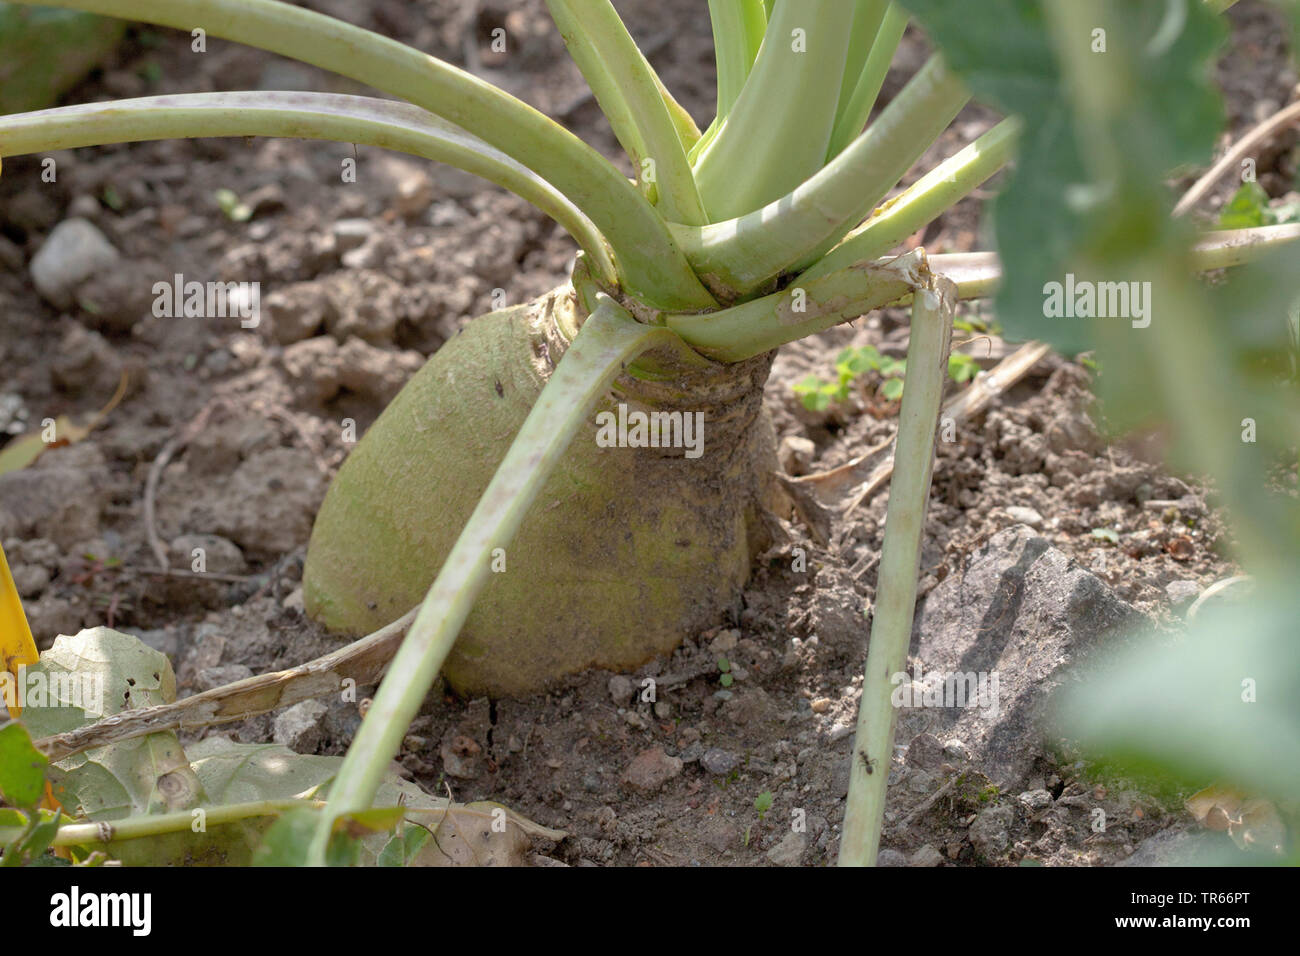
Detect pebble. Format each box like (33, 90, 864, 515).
(1006, 506, 1044, 529)
(621, 747, 683, 792)
(29, 218, 120, 309)
(810, 697, 832, 714)
(1018, 788, 1053, 811)
(607, 674, 634, 708)
(969, 805, 1015, 858)
(709, 628, 740, 654)
(1164, 579, 1201, 608)
(765, 832, 808, 867)
(876, 848, 908, 867)
(699, 748, 740, 775)
(910, 844, 944, 867)
(272, 699, 328, 753)
(942, 738, 970, 761)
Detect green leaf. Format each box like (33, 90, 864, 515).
(1053, 585, 1300, 806)
(0, 723, 47, 809)
(880, 377, 904, 401)
(948, 352, 980, 383)
(754, 790, 774, 815)
(898, 0, 1227, 354)
(1218, 182, 1275, 229)
(377, 823, 433, 867)
(19, 629, 206, 822)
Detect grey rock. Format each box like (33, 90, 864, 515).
(1115, 823, 1228, 867)
(621, 747, 682, 792)
(272, 699, 328, 752)
(194, 663, 255, 692)
(1006, 506, 1044, 529)
(779, 434, 816, 475)
(1018, 788, 1053, 811)
(331, 218, 374, 252)
(1164, 579, 1201, 609)
(607, 674, 634, 707)
(914, 525, 1146, 790)
(10, 563, 50, 598)
(29, 218, 121, 309)
(0, 466, 103, 548)
(876, 848, 908, 867)
(700, 748, 740, 775)
(969, 805, 1015, 859)
(910, 844, 944, 867)
(169, 534, 247, 576)
(907, 732, 945, 770)
(766, 831, 808, 867)
(943, 738, 971, 762)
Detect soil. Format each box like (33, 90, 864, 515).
(1, 1, 1295, 866)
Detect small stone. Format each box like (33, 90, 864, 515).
(440, 733, 483, 779)
(906, 732, 945, 770)
(9, 563, 50, 598)
(699, 748, 740, 775)
(29, 218, 121, 309)
(194, 663, 255, 692)
(910, 844, 944, 867)
(709, 628, 740, 654)
(607, 674, 634, 707)
(779, 435, 816, 475)
(876, 848, 908, 867)
(1018, 788, 1053, 811)
(1164, 579, 1201, 609)
(810, 697, 832, 714)
(942, 738, 970, 761)
(272, 699, 328, 752)
(765, 831, 808, 867)
(827, 723, 854, 744)
(653, 700, 672, 719)
(621, 747, 682, 792)
(169, 534, 247, 576)
(679, 741, 706, 764)
(1006, 506, 1044, 529)
(331, 218, 374, 252)
(969, 805, 1015, 859)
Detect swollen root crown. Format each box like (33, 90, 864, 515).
(302, 285, 780, 697)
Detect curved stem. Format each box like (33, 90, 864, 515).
(679, 55, 969, 297)
(668, 249, 927, 360)
(693, 0, 858, 221)
(309, 296, 697, 863)
(545, 0, 706, 225)
(828, 1, 908, 159)
(809, 117, 1020, 279)
(16, 0, 713, 310)
(669, 223, 1300, 361)
(0, 91, 619, 285)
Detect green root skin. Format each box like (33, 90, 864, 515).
(303, 285, 779, 697)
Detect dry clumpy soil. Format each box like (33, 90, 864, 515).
(0, 1, 1295, 866)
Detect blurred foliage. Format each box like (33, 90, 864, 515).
(902, 0, 1300, 860)
(0, 4, 124, 115)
